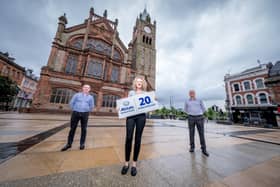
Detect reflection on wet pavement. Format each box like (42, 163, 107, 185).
(0, 123, 68, 164)
(0, 114, 279, 186)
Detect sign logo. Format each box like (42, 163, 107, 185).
(123, 101, 130, 106)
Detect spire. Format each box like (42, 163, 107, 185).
(139, 7, 151, 23)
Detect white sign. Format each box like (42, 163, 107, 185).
(116, 91, 160, 118)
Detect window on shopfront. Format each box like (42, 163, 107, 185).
(50, 88, 76, 104)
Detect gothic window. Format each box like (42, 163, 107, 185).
(50, 88, 76, 104)
(113, 49, 121, 60)
(86, 39, 112, 56)
(72, 39, 83, 49)
(149, 38, 152, 45)
(102, 95, 120, 108)
(259, 93, 268, 104)
(87, 60, 103, 79)
(146, 37, 149, 44)
(235, 95, 242, 105)
(255, 79, 264, 89)
(246, 94, 254, 104)
(143, 35, 145, 43)
(65, 55, 78, 74)
(111, 66, 119, 83)
(243, 81, 251, 90)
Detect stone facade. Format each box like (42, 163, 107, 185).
(32, 7, 156, 115)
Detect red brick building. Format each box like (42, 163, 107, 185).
(32, 7, 156, 115)
(0, 52, 25, 110)
(224, 64, 277, 126)
(0, 52, 25, 86)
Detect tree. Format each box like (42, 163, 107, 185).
(0, 76, 19, 110)
(206, 108, 215, 120)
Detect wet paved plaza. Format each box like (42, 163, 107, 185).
(0, 113, 279, 187)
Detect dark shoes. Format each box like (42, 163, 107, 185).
(189, 148, 194, 153)
(80, 145, 85, 150)
(121, 165, 137, 176)
(61, 144, 71, 151)
(61, 144, 85, 151)
(131, 167, 137, 176)
(202, 150, 210, 157)
(121, 165, 129, 175)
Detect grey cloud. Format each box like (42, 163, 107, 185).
(0, 0, 279, 110)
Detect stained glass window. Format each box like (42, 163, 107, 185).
(87, 60, 103, 79)
(111, 66, 119, 83)
(65, 55, 78, 74)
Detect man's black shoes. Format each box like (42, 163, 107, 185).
(80, 145, 85, 150)
(189, 148, 194, 153)
(202, 150, 209, 157)
(61, 144, 71, 151)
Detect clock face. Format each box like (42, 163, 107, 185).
(144, 26, 151, 33)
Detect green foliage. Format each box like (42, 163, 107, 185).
(154, 106, 187, 119)
(205, 107, 227, 120)
(0, 76, 19, 104)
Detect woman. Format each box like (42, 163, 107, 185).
(121, 76, 147, 176)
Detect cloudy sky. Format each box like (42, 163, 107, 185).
(1, 0, 279, 109)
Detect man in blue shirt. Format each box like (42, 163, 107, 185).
(184, 90, 209, 156)
(61, 84, 94, 151)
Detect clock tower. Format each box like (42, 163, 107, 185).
(129, 8, 156, 90)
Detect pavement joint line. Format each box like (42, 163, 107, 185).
(0, 118, 69, 121)
(0, 122, 69, 165)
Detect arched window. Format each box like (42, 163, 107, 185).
(143, 35, 145, 43)
(235, 95, 242, 105)
(50, 88, 76, 104)
(102, 95, 120, 108)
(87, 59, 103, 79)
(259, 93, 268, 104)
(146, 37, 149, 44)
(86, 39, 112, 56)
(71, 39, 83, 49)
(65, 54, 78, 74)
(246, 94, 254, 104)
(113, 50, 121, 61)
(149, 38, 152, 45)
